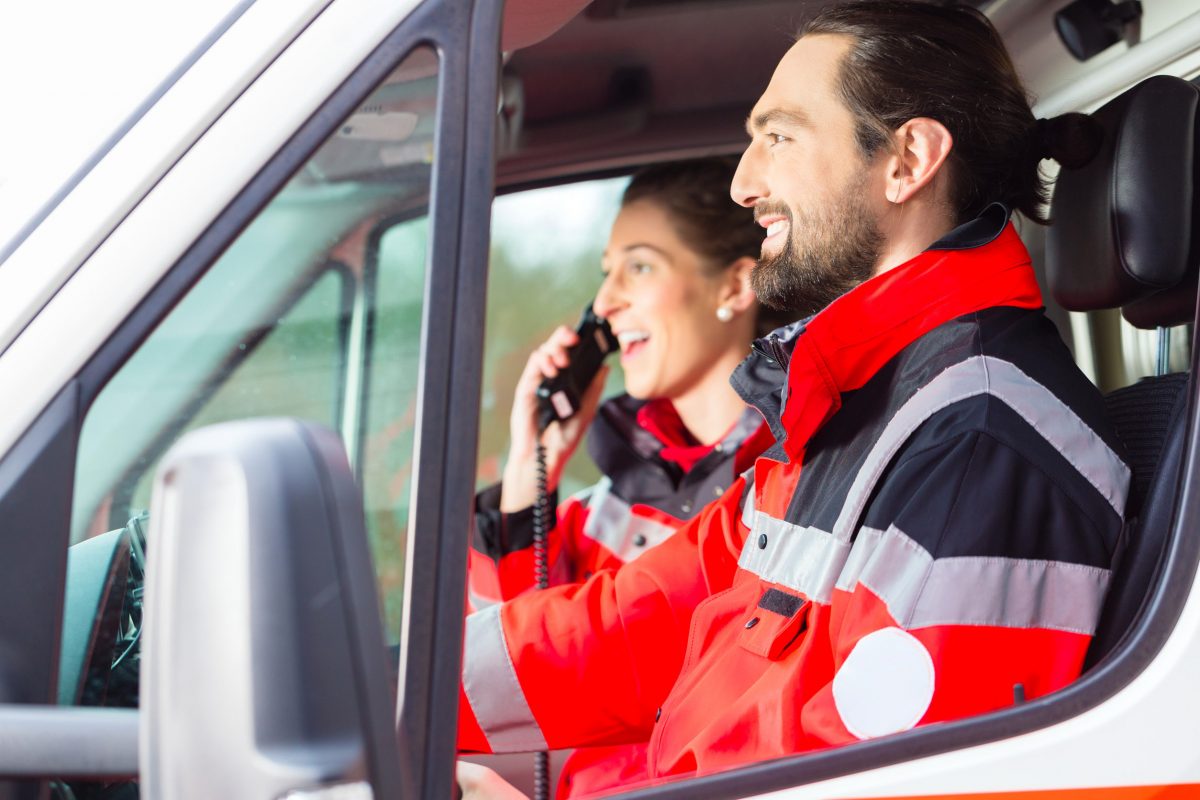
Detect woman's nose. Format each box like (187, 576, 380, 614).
(593, 272, 624, 319)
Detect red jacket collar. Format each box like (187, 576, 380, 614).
(636, 400, 712, 471)
(772, 221, 1043, 461)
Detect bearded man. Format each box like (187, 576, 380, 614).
(456, 1, 1128, 794)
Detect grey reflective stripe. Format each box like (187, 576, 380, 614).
(838, 524, 933, 616)
(569, 482, 601, 506)
(462, 605, 548, 752)
(738, 512, 849, 603)
(467, 585, 498, 611)
(581, 478, 624, 549)
(845, 525, 1110, 634)
(833, 526, 887, 592)
(833, 355, 1130, 541)
(582, 478, 676, 560)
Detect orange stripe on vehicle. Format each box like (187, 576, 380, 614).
(846, 785, 1200, 800)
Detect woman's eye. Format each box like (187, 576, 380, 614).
(628, 261, 652, 275)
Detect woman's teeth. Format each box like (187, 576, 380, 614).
(617, 331, 650, 347)
(617, 330, 650, 357)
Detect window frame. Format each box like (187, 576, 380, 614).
(0, 1, 499, 799)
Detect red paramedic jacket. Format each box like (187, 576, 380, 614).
(457, 207, 1129, 787)
(468, 398, 768, 608)
(469, 398, 771, 797)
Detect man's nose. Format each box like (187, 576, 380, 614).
(731, 145, 766, 208)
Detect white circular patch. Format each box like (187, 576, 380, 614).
(832, 627, 935, 740)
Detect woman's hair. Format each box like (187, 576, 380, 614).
(621, 157, 796, 335)
(800, 0, 1101, 224)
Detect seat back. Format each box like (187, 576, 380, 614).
(1047, 75, 1200, 668)
(1088, 373, 1189, 667)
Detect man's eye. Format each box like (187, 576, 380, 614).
(768, 133, 788, 146)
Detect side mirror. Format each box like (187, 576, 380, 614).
(141, 419, 404, 798)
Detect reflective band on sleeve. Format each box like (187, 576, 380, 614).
(583, 478, 677, 561)
(569, 482, 601, 506)
(467, 585, 498, 612)
(832, 356, 1130, 541)
(844, 524, 1110, 634)
(738, 511, 849, 603)
(834, 525, 888, 593)
(461, 605, 549, 752)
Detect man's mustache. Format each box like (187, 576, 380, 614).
(753, 201, 793, 225)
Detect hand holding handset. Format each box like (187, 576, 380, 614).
(535, 303, 619, 432)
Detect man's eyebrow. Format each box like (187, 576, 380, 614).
(745, 108, 811, 137)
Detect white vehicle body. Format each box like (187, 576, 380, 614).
(2, 1, 1200, 798)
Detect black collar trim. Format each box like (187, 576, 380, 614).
(927, 202, 1010, 252)
(730, 320, 808, 464)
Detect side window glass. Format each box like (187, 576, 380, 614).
(77, 267, 352, 540)
(362, 217, 428, 640)
(479, 178, 628, 496)
(1069, 308, 1193, 391)
(1117, 320, 1192, 383)
(60, 48, 440, 792)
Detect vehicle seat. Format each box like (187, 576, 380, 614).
(1090, 372, 1189, 668)
(1046, 75, 1200, 670)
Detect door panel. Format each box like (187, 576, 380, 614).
(0, 1, 501, 798)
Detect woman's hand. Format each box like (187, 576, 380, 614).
(500, 325, 609, 513)
(456, 761, 531, 800)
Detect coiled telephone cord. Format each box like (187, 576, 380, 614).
(532, 440, 551, 800)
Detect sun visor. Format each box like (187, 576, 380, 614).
(502, 0, 592, 52)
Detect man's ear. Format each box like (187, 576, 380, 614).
(883, 117, 954, 206)
(717, 256, 758, 313)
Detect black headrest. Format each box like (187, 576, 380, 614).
(1047, 76, 1200, 328)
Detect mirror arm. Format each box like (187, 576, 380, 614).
(0, 706, 137, 777)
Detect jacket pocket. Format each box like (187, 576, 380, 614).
(738, 586, 810, 660)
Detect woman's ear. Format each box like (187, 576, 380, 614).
(718, 256, 759, 313)
(883, 117, 954, 206)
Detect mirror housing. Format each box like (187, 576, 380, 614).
(141, 418, 404, 798)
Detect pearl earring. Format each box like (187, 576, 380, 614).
(716, 306, 734, 322)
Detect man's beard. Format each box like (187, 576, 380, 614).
(752, 170, 883, 318)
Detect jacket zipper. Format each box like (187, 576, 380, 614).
(751, 333, 792, 372)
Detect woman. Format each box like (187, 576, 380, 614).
(468, 157, 790, 798)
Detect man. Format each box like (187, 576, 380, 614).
(457, 1, 1127, 792)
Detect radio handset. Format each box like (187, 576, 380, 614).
(535, 303, 619, 433)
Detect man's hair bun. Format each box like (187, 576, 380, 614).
(1035, 113, 1104, 169)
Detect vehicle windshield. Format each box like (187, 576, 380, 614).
(0, 0, 245, 258)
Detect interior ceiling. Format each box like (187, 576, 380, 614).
(496, 0, 1001, 187)
(498, 0, 810, 186)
